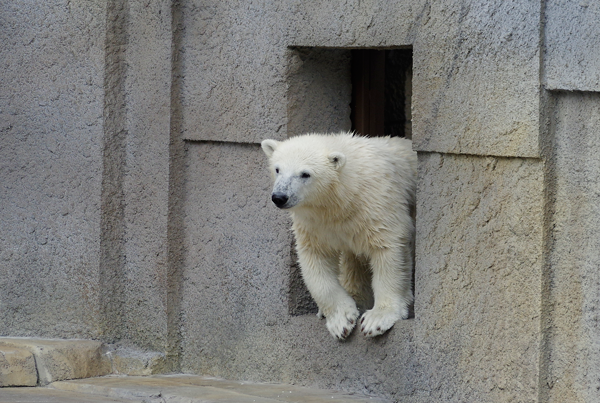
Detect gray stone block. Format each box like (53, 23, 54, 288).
(179, 1, 288, 143)
(414, 153, 545, 402)
(541, 92, 600, 403)
(545, 1, 600, 91)
(287, 0, 422, 48)
(412, 1, 541, 158)
(0, 0, 106, 340)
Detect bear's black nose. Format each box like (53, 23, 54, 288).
(271, 193, 289, 208)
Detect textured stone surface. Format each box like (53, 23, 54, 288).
(287, 0, 422, 48)
(180, 1, 288, 143)
(105, 345, 168, 376)
(412, 1, 541, 157)
(0, 0, 106, 340)
(119, 0, 173, 353)
(0, 338, 111, 386)
(100, 0, 181, 359)
(541, 92, 600, 403)
(286, 48, 352, 137)
(414, 153, 545, 402)
(0, 346, 37, 387)
(0, 0, 176, 357)
(545, 1, 600, 91)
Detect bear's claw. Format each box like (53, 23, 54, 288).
(360, 306, 406, 337)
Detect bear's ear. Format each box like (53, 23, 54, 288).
(261, 139, 280, 158)
(328, 152, 346, 170)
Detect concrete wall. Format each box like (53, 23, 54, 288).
(416, 154, 544, 402)
(0, 0, 106, 339)
(540, 92, 600, 403)
(0, 0, 176, 356)
(538, 3, 600, 402)
(2, 1, 600, 402)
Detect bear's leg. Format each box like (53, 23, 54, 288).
(298, 251, 360, 340)
(339, 252, 373, 312)
(360, 244, 413, 337)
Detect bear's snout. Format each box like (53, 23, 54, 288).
(271, 193, 289, 208)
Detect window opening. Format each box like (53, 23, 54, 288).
(286, 47, 414, 317)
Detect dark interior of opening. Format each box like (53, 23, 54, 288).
(351, 48, 413, 139)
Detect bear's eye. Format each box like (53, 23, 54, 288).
(275, 168, 279, 174)
(301, 172, 311, 179)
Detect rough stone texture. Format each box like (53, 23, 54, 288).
(0, 0, 175, 357)
(181, 0, 541, 154)
(0, 338, 111, 386)
(286, 48, 352, 137)
(414, 153, 545, 402)
(286, 0, 422, 48)
(544, 1, 600, 91)
(540, 92, 600, 403)
(99, 0, 175, 355)
(0, 346, 37, 387)
(180, 1, 288, 143)
(105, 344, 168, 376)
(0, 0, 106, 339)
(412, 1, 541, 157)
(120, 0, 173, 353)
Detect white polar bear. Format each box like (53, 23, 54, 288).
(261, 132, 417, 340)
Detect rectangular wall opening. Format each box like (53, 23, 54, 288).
(286, 47, 414, 317)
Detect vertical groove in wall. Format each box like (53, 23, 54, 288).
(538, 1, 553, 401)
(100, 0, 129, 343)
(539, 93, 556, 403)
(166, 0, 185, 371)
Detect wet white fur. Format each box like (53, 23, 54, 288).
(261, 132, 417, 339)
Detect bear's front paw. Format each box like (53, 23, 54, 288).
(325, 305, 359, 340)
(360, 305, 408, 337)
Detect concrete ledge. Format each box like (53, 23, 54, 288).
(0, 337, 111, 386)
(0, 346, 37, 387)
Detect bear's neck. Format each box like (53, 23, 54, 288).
(292, 182, 359, 223)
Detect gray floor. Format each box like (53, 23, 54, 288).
(0, 374, 389, 403)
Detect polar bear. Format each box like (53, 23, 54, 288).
(261, 132, 417, 340)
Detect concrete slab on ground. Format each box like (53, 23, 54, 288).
(0, 387, 134, 403)
(1, 374, 390, 402)
(0, 337, 111, 385)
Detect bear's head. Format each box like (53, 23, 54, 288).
(261, 137, 346, 210)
